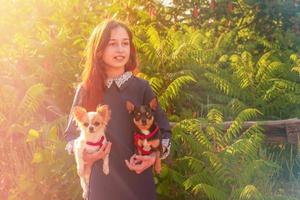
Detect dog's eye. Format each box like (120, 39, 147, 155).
(146, 112, 151, 117)
(83, 122, 89, 127)
(94, 122, 100, 126)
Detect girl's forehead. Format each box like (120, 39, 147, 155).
(109, 26, 129, 40)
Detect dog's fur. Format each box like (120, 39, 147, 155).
(72, 105, 111, 199)
(126, 98, 162, 173)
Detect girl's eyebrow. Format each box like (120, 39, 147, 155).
(109, 38, 129, 41)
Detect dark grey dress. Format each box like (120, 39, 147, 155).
(64, 75, 171, 200)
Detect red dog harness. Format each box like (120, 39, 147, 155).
(134, 126, 159, 155)
(86, 136, 105, 147)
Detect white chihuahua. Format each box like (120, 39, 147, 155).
(72, 105, 111, 199)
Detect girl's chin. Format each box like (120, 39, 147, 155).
(105, 64, 126, 69)
(105, 60, 129, 68)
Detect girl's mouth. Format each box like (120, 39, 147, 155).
(114, 56, 125, 60)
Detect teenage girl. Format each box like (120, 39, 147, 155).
(64, 19, 171, 200)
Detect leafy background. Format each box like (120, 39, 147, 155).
(1, 0, 300, 199)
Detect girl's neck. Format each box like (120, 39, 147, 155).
(105, 67, 125, 79)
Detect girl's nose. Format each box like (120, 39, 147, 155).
(116, 44, 125, 52)
(116, 46, 123, 52)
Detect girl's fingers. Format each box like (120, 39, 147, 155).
(129, 154, 136, 164)
(103, 142, 112, 154)
(83, 141, 112, 162)
(99, 142, 108, 152)
(134, 155, 155, 162)
(125, 160, 133, 170)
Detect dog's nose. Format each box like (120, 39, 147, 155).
(89, 126, 94, 132)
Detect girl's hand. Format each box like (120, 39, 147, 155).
(125, 154, 156, 174)
(83, 142, 112, 167)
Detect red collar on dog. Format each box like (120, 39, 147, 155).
(86, 136, 105, 147)
(134, 125, 159, 155)
(134, 126, 159, 140)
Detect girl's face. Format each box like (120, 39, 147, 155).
(102, 26, 130, 71)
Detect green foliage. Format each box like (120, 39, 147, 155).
(157, 108, 293, 200)
(1, 0, 300, 199)
(4, 127, 80, 200)
(206, 50, 300, 119)
(135, 25, 198, 113)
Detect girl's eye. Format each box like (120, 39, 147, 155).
(109, 42, 116, 46)
(83, 123, 89, 127)
(94, 122, 100, 126)
(123, 41, 129, 46)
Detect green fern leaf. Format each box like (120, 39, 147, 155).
(239, 185, 264, 200)
(17, 83, 47, 121)
(192, 183, 227, 200)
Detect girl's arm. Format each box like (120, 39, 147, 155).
(143, 81, 171, 159)
(64, 84, 84, 154)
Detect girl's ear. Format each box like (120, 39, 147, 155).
(96, 105, 111, 124)
(149, 97, 158, 111)
(72, 106, 87, 122)
(126, 101, 135, 114)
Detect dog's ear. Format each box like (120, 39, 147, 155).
(126, 101, 135, 114)
(72, 106, 87, 122)
(149, 97, 158, 111)
(96, 105, 111, 124)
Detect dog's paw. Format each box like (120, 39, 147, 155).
(82, 191, 88, 199)
(103, 166, 109, 175)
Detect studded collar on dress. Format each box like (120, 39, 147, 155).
(105, 71, 133, 88)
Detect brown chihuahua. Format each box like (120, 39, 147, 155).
(126, 97, 162, 174)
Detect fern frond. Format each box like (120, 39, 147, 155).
(239, 185, 264, 200)
(227, 99, 248, 115)
(178, 119, 213, 151)
(193, 128, 213, 151)
(207, 108, 223, 124)
(232, 52, 254, 89)
(159, 75, 196, 110)
(204, 72, 235, 96)
(171, 43, 188, 61)
(136, 72, 163, 95)
(225, 108, 261, 144)
(146, 26, 161, 51)
(203, 151, 230, 180)
(256, 38, 280, 50)
(192, 183, 227, 200)
(290, 54, 300, 75)
(174, 120, 211, 153)
(17, 83, 48, 121)
(225, 125, 263, 160)
(215, 30, 236, 50)
(166, 167, 185, 185)
(140, 43, 160, 66)
(255, 52, 282, 84)
(263, 79, 300, 101)
(178, 156, 205, 174)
